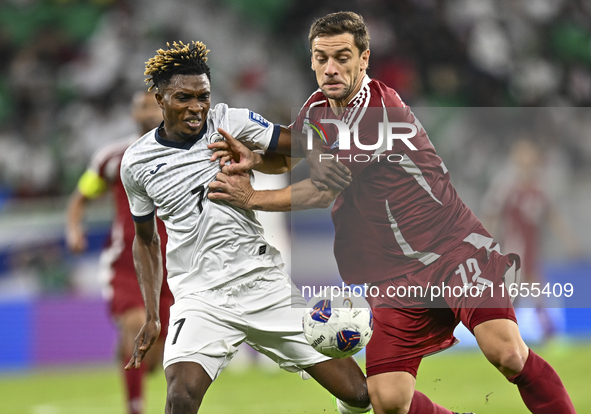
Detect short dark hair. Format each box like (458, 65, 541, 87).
(144, 41, 211, 91)
(309, 12, 370, 54)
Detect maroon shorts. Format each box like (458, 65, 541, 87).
(110, 268, 174, 338)
(365, 231, 520, 378)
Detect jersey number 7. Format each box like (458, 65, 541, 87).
(191, 184, 206, 213)
(171, 318, 186, 345)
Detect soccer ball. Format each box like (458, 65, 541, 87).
(302, 291, 373, 358)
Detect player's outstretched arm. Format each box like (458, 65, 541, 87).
(209, 126, 350, 191)
(275, 127, 352, 191)
(66, 168, 110, 253)
(208, 128, 293, 174)
(65, 190, 90, 254)
(208, 172, 339, 211)
(125, 217, 163, 370)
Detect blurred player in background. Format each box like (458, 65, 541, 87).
(481, 138, 580, 342)
(208, 11, 577, 414)
(66, 91, 173, 414)
(121, 41, 371, 414)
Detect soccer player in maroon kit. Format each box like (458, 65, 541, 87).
(66, 91, 174, 414)
(208, 11, 577, 414)
(481, 138, 581, 342)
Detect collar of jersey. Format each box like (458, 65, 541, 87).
(345, 74, 371, 108)
(154, 121, 208, 150)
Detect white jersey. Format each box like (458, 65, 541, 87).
(121, 103, 284, 299)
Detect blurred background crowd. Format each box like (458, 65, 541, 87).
(0, 0, 591, 348)
(2, 0, 591, 200)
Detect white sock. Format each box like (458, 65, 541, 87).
(336, 398, 372, 414)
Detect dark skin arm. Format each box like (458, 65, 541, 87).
(124, 216, 163, 370)
(274, 125, 303, 156)
(276, 126, 352, 191)
(209, 128, 293, 174)
(208, 127, 352, 191)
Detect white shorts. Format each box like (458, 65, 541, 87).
(162, 267, 329, 380)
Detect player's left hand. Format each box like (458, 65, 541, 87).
(208, 128, 261, 173)
(125, 319, 161, 370)
(208, 171, 254, 209)
(307, 149, 352, 192)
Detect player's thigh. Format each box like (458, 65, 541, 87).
(143, 337, 165, 372)
(445, 238, 519, 323)
(365, 306, 457, 377)
(242, 269, 329, 372)
(473, 318, 529, 377)
(109, 268, 145, 315)
(163, 294, 246, 381)
(115, 307, 146, 355)
(368, 371, 416, 414)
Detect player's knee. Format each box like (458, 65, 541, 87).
(339, 387, 371, 409)
(166, 392, 197, 413)
(166, 384, 201, 413)
(306, 358, 370, 408)
(486, 345, 527, 378)
(341, 371, 370, 408)
(166, 375, 203, 413)
(372, 397, 412, 414)
(369, 385, 412, 414)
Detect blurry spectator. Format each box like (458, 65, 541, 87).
(0, 0, 589, 235)
(481, 138, 581, 341)
(66, 91, 172, 414)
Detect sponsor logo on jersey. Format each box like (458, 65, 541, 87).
(249, 111, 269, 128)
(149, 163, 167, 174)
(258, 245, 267, 255)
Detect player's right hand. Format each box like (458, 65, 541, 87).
(125, 319, 161, 370)
(66, 228, 88, 254)
(208, 128, 261, 174)
(307, 149, 352, 191)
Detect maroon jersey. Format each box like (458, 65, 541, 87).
(482, 173, 549, 277)
(293, 76, 482, 285)
(82, 138, 171, 304)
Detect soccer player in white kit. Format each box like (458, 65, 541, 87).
(120, 41, 371, 414)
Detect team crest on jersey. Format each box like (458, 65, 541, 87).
(248, 111, 269, 128)
(208, 132, 224, 145)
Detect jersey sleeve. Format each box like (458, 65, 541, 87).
(290, 110, 313, 138)
(227, 108, 281, 151)
(120, 156, 155, 223)
(78, 144, 121, 199)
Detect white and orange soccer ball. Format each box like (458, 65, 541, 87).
(302, 291, 373, 358)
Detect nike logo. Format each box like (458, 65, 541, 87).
(150, 163, 167, 174)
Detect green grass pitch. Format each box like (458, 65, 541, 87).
(2, 342, 590, 413)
